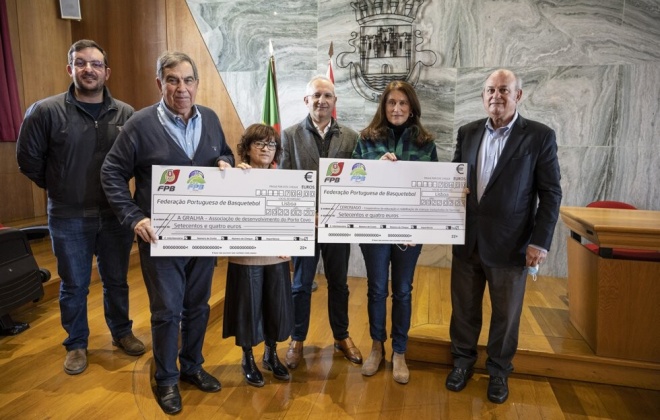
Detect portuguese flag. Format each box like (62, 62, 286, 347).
(262, 42, 281, 134)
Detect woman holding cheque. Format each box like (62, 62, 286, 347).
(222, 124, 294, 387)
(352, 81, 438, 384)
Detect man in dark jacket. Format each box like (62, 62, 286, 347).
(16, 39, 144, 376)
(446, 69, 562, 403)
(101, 51, 234, 415)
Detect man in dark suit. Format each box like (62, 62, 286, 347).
(445, 69, 562, 403)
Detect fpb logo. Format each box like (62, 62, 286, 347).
(157, 169, 180, 191)
(350, 163, 367, 183)
(187, 170, 206, 191)
(324, 162, 344, 183)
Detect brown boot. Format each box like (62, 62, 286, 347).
(63, 348, 88, 375)
(112, 333, 146, 356)
(361, 340, 384, 376)
(392, 352, 409, 384)
(284, 340, 303, 369)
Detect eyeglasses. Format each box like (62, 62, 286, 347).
(164, 76, 197, 87)
(72, 59, 106, 70)
(252, 140, 277, 150)
(306, 93, 336, 101)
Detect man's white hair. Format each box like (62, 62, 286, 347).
(305, 75, 335, 96)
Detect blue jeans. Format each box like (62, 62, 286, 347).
(138, 240, 215, 386)
(49, 215, 135, 350)
(359, 243, 422, 354)
(291, 242, 350, 341)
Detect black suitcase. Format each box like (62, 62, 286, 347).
(0, 227, 50, 335)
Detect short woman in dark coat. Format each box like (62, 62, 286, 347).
(222, 123, 294, 387)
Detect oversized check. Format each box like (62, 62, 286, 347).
(318, 158, 466, 244)
(150, 165, 317, 257)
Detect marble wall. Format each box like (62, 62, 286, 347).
(187, 0, 660, 278)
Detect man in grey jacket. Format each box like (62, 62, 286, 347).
(279, 75, 362, 369)
(16, 39, 144, 376)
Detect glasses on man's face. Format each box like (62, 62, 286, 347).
(72, 59, 105, 70)
(307, 93, 335, 101)
(164, 76, 197, 87)
(251, 140, 277, 151)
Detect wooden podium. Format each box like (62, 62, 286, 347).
(560, 206, 660, 363)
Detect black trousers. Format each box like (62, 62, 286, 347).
(448, 250, 527, 377)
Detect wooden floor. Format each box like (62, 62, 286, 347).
(1, 237, 660, 419)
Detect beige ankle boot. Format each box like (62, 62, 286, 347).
(392, 352, 409, 384)
(361, 340, 384, 376)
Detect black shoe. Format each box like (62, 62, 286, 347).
(242, 348, 264, 387)
(155, 385, 182, 415)
(445, 367, 474, 392)
(487, 376, 509, 404)
(180, 368, 221, 393)
(263, 342, 290, 381)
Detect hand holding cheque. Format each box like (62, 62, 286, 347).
(317, 158, 467, 244)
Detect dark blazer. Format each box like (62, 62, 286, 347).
(452, 114, 562, 267)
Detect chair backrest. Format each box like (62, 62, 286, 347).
(586, 200, 637, 210)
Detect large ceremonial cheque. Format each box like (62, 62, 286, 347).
(318, 158, 467, 244)
(150, 165, 317, 257)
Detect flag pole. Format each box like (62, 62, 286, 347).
(327, 41, 337, 120)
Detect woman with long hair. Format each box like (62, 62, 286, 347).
(353, 81, 438, 384)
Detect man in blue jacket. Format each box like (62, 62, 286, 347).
(17, 39, 144, 376)
(101, 51, 234, 415)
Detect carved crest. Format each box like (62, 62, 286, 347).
(337, 0, 437, 102)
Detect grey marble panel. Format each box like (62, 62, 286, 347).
(272, 70, 320, 130)
(621, 0, 660, 62)
(610, 146, 660, 210)
(558, 145, 611, 208)
(456, 0, 660, 67)
(420, 0, 463, 68)
(416, 67, 456, 145)
(597, 64, 659, 210)
(218, 71, 262, 129)
(551, 146, 613, 277)
(616, 64, 660, 149)
(187, 0, 317, 72)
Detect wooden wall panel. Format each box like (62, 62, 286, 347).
(1, 0, 70, 221)
(0, 143, 34, 223)
(15, 0, 71, 108)
(165, 0, 244, 152)
(71, 0, 167, 111)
